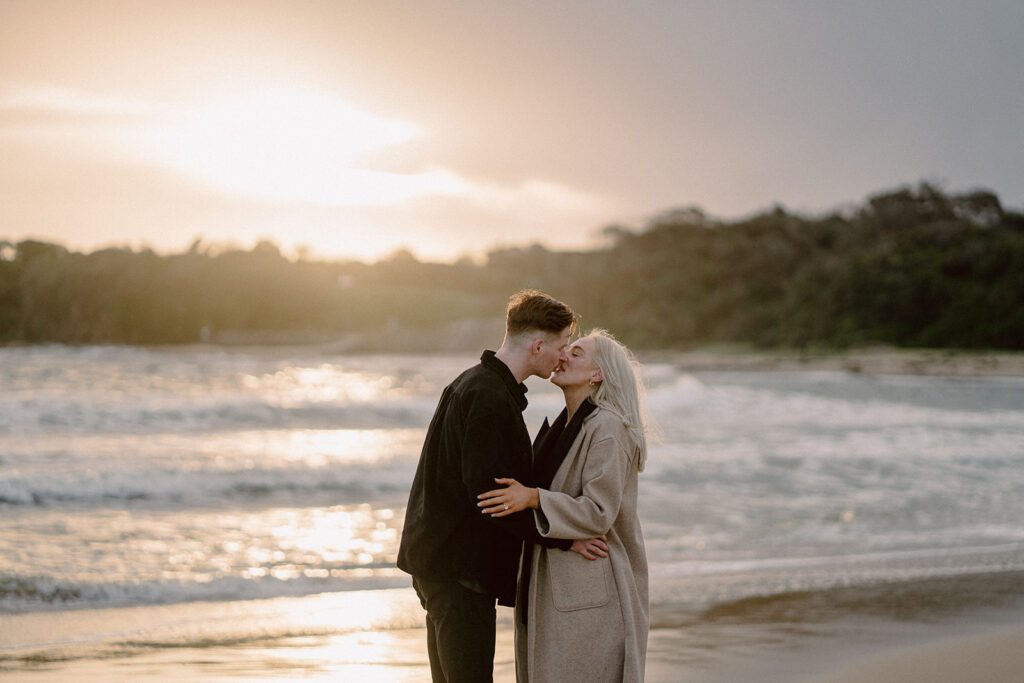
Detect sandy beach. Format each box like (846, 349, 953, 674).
(4, 346, 1023, 682)
(4, 586, 1024, 682)
(808, 625, 1024, 683)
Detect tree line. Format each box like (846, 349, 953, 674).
(2, 183, 1022, 350)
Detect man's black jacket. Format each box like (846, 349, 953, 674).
(397, 350, 569, 607)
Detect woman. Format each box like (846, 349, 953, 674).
(478, 329, 651, 683)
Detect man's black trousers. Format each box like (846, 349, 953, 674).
(413, 576, 497, 683)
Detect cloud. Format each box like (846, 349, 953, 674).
(0, 84, 154, 128)
(446, 177, 609, 219)
(2, 83, 610, 221)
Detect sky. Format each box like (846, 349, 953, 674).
(1, 1, 1021, 262)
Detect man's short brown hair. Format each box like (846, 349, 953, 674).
(505, 289, 577, 337)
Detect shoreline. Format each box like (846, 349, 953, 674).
(640, 345, 1024, 377)
(4, 340, 1024, 377)
(3, 592, 1023, 682)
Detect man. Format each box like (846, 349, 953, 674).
(397, 289, 580, 682)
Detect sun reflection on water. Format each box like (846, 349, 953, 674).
(220, 590, 434, 682)
(182, 428, 424, 469)
(240, 365, 413, 405)
(12, 502, 408, 596)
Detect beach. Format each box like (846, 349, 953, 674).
(810, 625, 1024, 683)
(2, 345, 1023, 681)
(4, 587, 1024, 681)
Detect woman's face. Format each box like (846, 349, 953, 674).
(550, 336, 601, 389)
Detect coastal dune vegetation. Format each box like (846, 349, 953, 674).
(1, 183, 1022, 350)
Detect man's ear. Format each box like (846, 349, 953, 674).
(530, 338, 545, 355)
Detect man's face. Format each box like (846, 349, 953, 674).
(534, 327, 572, 379)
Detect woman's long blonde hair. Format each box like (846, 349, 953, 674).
(586, 329, 655, 472)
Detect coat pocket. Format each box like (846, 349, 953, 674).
(547, 549, 610, 612)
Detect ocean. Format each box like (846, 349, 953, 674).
(2, 344, 1024, 676)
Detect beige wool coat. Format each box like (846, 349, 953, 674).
(514, 406, 649, 683)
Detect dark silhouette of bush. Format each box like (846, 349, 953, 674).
(1, 183, 1021, 350)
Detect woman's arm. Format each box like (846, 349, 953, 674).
(477, 477, 538, 515)
(534, 435, 632, 539)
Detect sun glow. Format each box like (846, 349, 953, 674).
(2, 83, 613, 259)
(131, 87, 462, 206)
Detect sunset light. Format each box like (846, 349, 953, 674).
(2, 2, 1024, 681)
(131, 87, 462, 207)
(1, 2, 1021, 262)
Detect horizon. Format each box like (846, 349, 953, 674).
(2, 1, 1022, 262)
(3, 179, 1017, 266)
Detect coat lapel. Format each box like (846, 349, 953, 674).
(548, 407, 600, 491)
(534, 401, 597, 490)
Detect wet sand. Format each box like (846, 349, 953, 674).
(4, 588, 1024, 682)
(807, 625, 1024, 683)
(7, 622, 1024, 682)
